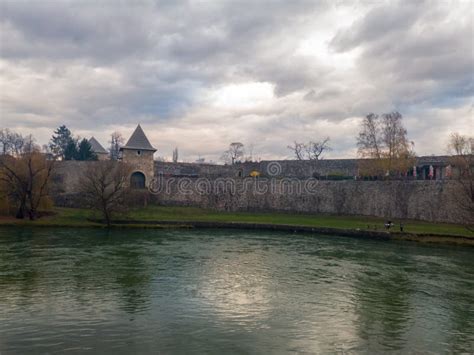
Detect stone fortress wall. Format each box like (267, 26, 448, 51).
(151, 177, 466, 224)
(53, 158, 470, 225)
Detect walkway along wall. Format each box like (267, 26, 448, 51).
(154, 156, 453, 180)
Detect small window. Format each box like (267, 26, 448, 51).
(137, 150, 141, 156)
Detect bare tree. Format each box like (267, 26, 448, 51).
(357, 112, 415, 177)
(22, 135, 39, 155)
(172, 147, 179, 163)
(222, 142, 244, 164)
(0, 129, 9, 155)
(109, 131, 125, 160)
(288, 141, 306, 160)
(0, 129, 28, 156)
(78, 161, 132, 227)
(42, 144, 52, 154)
(288, 137, 331, 160)
(357, 113, 382, 159)
(306, 138, 332, 160)
(382, 112, 413, 172)
(244, 143, 255, 162)
(447, 133, 474, 224)
(0, 149, 55, 220)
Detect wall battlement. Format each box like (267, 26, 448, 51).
(154, 156, 452, 180)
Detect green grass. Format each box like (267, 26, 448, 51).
(1, 205, 472, 238)
(0, 208, 101, 228)
(126, 205, 472, 237)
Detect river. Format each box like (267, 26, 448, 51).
(0, 227, 473, 354)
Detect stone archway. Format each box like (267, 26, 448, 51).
(130, 171, 146, 189)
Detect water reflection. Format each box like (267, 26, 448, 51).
(0, 228, 473, 354)
(352, 269, 412, 352)
(438, 258, 474, 353)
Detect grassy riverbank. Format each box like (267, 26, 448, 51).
(0, 206, 472, 238)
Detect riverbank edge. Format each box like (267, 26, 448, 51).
(1, 218, 472, 246)
(110, 220, 474, 245)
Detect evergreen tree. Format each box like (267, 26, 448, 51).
(172, 147, 179, 163)
(64, 139, 79, 160)
(49, 125, 75, 160)
(77, 139, 97, 161)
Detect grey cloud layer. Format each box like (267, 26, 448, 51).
(0, 0, 471, 161)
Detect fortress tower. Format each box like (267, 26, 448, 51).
(120, 125, 156, 189)
(88, 137, 109, 161)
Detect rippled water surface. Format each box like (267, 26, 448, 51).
(0, 227, 473, 354)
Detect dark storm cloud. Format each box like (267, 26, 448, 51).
(330, 1, 472, 104)
(0, 2, 151, 62)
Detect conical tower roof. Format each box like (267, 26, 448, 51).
(121, 124, 156, 152)
(88, 137, 108, 154)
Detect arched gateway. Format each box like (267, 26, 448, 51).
(130, 171, 146, 189)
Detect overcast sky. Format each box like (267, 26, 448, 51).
(0, 0, 472, 162)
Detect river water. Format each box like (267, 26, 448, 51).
(0, 227, 473, 354)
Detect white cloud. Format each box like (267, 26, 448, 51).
(207, 82, 275, 110)
(0, 0, 471, 162)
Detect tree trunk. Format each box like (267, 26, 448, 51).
(103, 207, 111, 227)
(15, 204, 25, 219)
(26, 190, 36, 220)
(29, 208, 37, 221)
(15, 197, 26, 219)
